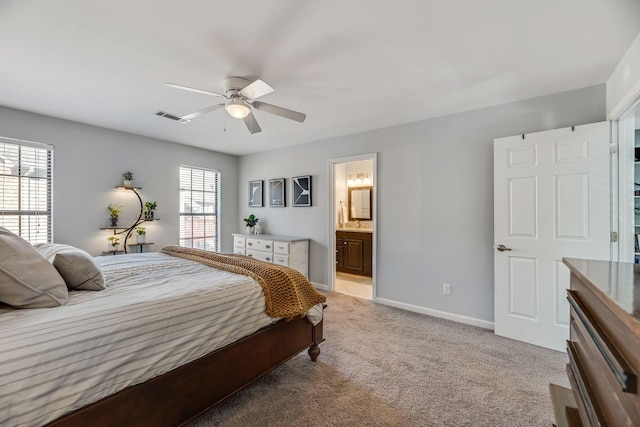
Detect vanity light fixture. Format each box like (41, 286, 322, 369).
(347, 173, 373, 187)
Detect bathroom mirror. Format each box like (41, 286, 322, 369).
(348, 186, 373, 220)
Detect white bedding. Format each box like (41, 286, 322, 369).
(0, 252, 322, 426)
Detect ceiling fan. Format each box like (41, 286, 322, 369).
(158, 77, 306, 134)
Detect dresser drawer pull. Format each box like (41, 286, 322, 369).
(567, 290, 637, 393)
(266, 245, 271, 249)
(567, 341, 603, 427)
(247, 254, 253, 257)
(266, 257, 271, 261)
(248, 242, 253, 246)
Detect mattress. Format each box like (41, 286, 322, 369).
(0, 252, 322, 426)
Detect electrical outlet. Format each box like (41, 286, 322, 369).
(442, 283, 452, 296)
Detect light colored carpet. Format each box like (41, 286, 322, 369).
(187, 291, 569, 426)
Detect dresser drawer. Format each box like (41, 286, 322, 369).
(245, 238, 273, 252)
(246, 249, 273, 263)
(233, 236, 246, 248)
(273, 254, 290, 266)
(273, 241, 290, 255)
(233, 247, 245, 255)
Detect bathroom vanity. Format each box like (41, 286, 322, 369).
(335, 229, 372, 277)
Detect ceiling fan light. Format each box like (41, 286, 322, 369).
(225, 99, 251, 119)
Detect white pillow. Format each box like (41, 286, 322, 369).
(0, 227, 68, 308)
(35, 243, 106, 291)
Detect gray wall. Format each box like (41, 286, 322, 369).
(238, 85, 606, 323)
(0, 106, 239, 256)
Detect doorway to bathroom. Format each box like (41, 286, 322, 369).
(329, 153, 377, 301)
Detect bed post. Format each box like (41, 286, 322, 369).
(308, 306, 326, 362)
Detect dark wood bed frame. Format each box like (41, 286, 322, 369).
(47, 312, 324, 427)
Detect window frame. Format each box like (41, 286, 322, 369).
(0, 136, 53, 244)
(179, 165, 220, 252)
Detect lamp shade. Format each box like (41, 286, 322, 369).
(225, 99, 251, 119)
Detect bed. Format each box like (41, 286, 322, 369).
(0, 234, 326, 427)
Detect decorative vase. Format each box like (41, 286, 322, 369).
(110, 218, 118, 227)
(254, 224, 261, 235)
(108, 243, 118, 252)
(136, 235, 146, 244)
(246, 226, 253, 234)
(123, 180, 133, 189)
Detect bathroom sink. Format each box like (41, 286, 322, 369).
(335, 227, 373, 233)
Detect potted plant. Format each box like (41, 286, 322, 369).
(108, 204, 122, 227)
(107, 235, 120, 252)
(243, 214, 258, 234)
(144, 201, 157, 219)
(135, 226, 146, 244)
(123, 171, 134, 188)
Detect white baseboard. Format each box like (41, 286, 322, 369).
(375, 297, 494, 330)
(312, 282, 330, 291)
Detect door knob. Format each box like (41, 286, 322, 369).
(496, 244, 512, 252)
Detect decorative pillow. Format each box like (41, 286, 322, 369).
(35, 243, 106, 291)
(0, 227, 68, 308)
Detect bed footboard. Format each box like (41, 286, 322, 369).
(47, 315, 324, 427)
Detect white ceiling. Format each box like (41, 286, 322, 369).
(0, 1, 639, 156)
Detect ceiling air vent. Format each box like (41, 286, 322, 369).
(155, 110, 190, 124)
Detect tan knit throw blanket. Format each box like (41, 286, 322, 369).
(160, 246, 326, 320)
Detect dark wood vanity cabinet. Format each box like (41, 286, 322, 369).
(335, 231, 372, 277)
(550, 258, 640, 427)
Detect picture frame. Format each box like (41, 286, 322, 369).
(248, 180, 263, 207)
(292, 175, 312, 207)
(268, 178, 286, 207)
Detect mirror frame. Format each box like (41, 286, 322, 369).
(348, 186, 373, 220)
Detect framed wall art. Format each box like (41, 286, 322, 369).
(268, 178, 286, 207)
(292, 175, 311, 207)
(248, 180, 263, 207)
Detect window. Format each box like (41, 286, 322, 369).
(0, 137, 53, 244)
(179, 166, 220, 252)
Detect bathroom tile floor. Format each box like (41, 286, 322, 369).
(335, 272, 372, 300)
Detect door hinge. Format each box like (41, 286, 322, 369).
(611, 231, 618, 243)
(610, 143, 618, 154)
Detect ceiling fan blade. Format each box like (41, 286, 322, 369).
(252, 101, 306, 122)
(164, 83, 226, 98)
(239, 79, 274, 100)
(242, 111, 262, 134)
(181, 104, 225, 121)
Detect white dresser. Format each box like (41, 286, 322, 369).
(232, 233, 310, 278)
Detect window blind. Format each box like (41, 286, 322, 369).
(179, 166, 220, 252)
(0, 136, 53, 244)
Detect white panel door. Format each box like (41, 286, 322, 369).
(494, 122, 610, 351)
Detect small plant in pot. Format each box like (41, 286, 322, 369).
(107, 235, 120, 252)
(243, 214, 258, 234)
(135, 226, 146, 244)
(144, 201, 157, 219)
(108, 204, 122, 227)
(122, 171, 134, 188)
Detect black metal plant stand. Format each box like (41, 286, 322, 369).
(100, 186, 157, 254)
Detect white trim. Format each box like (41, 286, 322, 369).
(376, 297, 495, 330)
(327, 153, 378, 301)
(608, 80, 640, 120)
(312, 282, 330, 291)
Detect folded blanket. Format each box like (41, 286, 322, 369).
(160, 246, 326, 320)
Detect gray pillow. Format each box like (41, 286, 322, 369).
(0, 227, 68, 308)
(35, 243, 106, 291)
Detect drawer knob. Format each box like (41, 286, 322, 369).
(248, 242, 253, 246)
(248, 254, 253, 257)
(266, 245, 271, 249)
(266, 257, 271, 261)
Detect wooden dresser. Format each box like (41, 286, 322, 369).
(551, 258, 640, 426)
